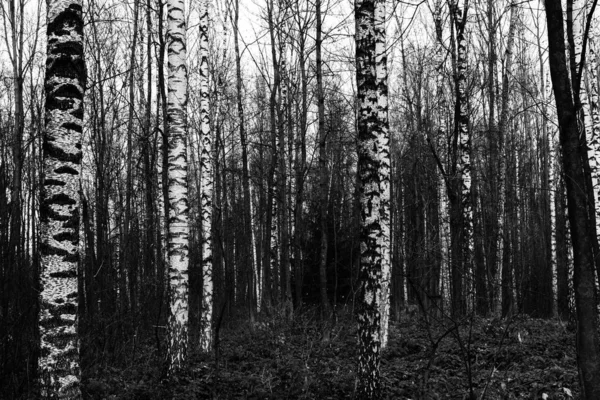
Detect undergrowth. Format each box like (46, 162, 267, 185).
(75, 308, 579, 400)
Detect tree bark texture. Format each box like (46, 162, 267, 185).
(199, 0, 213, 353)
(166, 0, 190, 374)
(40, 1, 86, 397)
(356, 0, 382, 397)
(374, 0, 391, 349)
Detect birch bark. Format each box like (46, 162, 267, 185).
(374, 0, 391, 349)
(199, 0, 213, 353)
(166, 0, 190, 372)
(40, 1, 86, 397)
(356, 0, 382, 396)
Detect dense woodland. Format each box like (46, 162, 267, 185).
(1, 0, 600, 398)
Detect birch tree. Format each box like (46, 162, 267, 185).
(39, 0, 86, 396)
(447, 0, 471, 316)
(356, 0, 382, 396)
(166, 0, 190, 374)
(375, 0, 391, 349)
(199, 0, 213, 354)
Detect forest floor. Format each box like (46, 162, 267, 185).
(83, 309, 578, 400)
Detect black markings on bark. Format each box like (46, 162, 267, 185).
(44, 178, 66, 186)
(54, 165, 78, 175)
(49, 269, 77, 278)
(47, 7, 83, 37)
(53, 231, 77, 242)
(62, 122, 83, 133)
(46, 97, 75, 111)
(44, 193, 77, 206)
(63, 211, 79, 229)
(52, 83, 84, 100)
(71, 108, 84, 120)
(39, 204, 70, 222)
(40, 242, 70, 257)
(43, 140, 82, 163)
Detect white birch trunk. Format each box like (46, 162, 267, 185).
(434, 0, 450, 314)
(356, 0, 382, 395)
(166, 0, 190, 373)
(546, 72, 559, 317)
(199, 0, 214, 353)
(375, 0, 391, 349)
(40, 2, 86, 397)
(250, 182, 261, 312)
(451, 0, 473, 314)
(586, 19, 600, 247)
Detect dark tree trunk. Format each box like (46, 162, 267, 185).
(545, 1, 600, 397)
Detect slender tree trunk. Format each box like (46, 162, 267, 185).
(294, 26, 308, 309)
(278, 43, 292, 317)
(374, 0, 391, 348)
(356, 0, 382, 397)
(143, 0, 155, 288)
(157, 0, 169, 284)
(263, 0, 280, 311)
(123, 0, 140, 314)
(448, 0, 470, 317)
(7, 0, 25, 277)
(432, 1, 450, 313)
(316, 0, 330, 317)
(546, 72, 559, 317)
(493, 0, 518, 317)
(233, 0, 254, 318)
(39, 1, 86, 396)
(199, 0, 213, 352)
(166, 0, 190, 374)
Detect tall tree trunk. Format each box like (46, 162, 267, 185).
(199, 0, 213, 353)
(166, 0, 190, 374)
(546, 72, 559, 317)
(493, 0, 518, 318)
(545, 0, 600, 397)
(143, 0, 156, 288)
(123, 0, 140, 314)
(157, 0, 169, 286)
(432, 0, 451, 313)
(584, 11, 600, 282)
(374, 0, 391, 348)
(448, 0, 470, 317)
(39, 1, 86, 396)
(316, 0, 330, 317)
(293, 16, 308, 308)
(6, 0, 25, 278)
(233, 0, 254, 318)
(263, 0, 280, 311)
(278, 42, 292, 317)
(356, 0, 382, 397)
